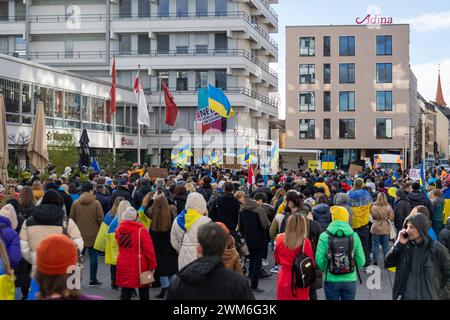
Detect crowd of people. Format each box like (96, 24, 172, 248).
(0, 163, 449, 300)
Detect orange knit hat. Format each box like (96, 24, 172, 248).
(36, 234, 78, 276)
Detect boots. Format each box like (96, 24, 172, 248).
(155, 287, 167, 299)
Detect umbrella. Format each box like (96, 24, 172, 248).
(0, 95, 8, 184)
(27, 102, 49, 172)
(79, 129, 91, 169)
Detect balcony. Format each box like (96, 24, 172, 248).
(0, 16, 25, 35)
(29, 14, 107, 34)
(29, 51, 107, 64)
(248, 0, 278, 31)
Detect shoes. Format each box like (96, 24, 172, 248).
(259, 270, 272, 279)
(88, 280, 102, 287)
(262, 259, 269, 267)
(252, 287, 265, 293)
(111, 281, 119, 289)
(270, 266, 280, 274)
(155, 288, 167, 299)
(373, 262, 378, 266)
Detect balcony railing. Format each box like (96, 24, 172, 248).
(29, 14, 107, 23)
(0, 16, 26, 22)
(253, 0, 278, 20)
(29, 49, 278, 79)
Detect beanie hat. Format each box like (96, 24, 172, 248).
(36, 234, 78, 276)
(330, 206, 349, 222)
(121, 207, 138, 221)
(354, 179, 364, 188)
(0, 204, 18, 230)
(82, 182, 94, 193)
(185, 192, 207, 215)
(42, 189, 64, 207)
(155, 178, 165, 188)
(45, 182, 58, 191)
(215, 222, 230, 234)
(388, 187, 398, 199)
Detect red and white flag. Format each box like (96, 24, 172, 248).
(162, 81, 178, 126)
(109, 58, 116, 114)
(248, 164, 255, 186)
(134, 69, 150, 126)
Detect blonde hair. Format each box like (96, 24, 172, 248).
(185, 183, 195, 193)
(110, 196, 125, 217)
(284, 214, 307, 250)
(117, 200, 132, 224)
(374, 192, 389, 207)
(234, 191, 246, 201)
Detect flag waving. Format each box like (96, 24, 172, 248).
(163, 81, 178, 126)
(109, 58, 116, 114)
(208, 84, 235, 118)
(134, 69, 150, 126)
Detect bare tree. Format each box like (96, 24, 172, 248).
(8, 131, 30, 180)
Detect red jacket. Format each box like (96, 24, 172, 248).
(274, 234, 314, 300)
(115, 221, 157, 288)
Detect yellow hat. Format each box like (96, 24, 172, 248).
(330, 206, 349, 222)
(388, 187, 398, 199)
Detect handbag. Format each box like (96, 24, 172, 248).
(0, 274, 15, 300)
(388, 220, 397, 241)
(138, 228, 155, 286)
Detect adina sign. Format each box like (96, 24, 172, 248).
(356, 14, 393, 25)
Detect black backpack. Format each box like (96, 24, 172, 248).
(326, 230, 356, 275)
(291, 242, 316, 296)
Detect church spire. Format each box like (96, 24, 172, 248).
(435, 66, 447, 106)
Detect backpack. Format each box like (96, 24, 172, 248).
(291, 242, 316, 295)
(326, 230, 355, 275)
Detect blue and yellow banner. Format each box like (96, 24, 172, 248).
(208, 84, 235, 118)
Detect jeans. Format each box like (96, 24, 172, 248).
(121, 287, 149, 300)
(160, 275, 175, 289)
(110, 265, 116, 282)
(371, 234, 390, 264)
(324, 281, 356, 300)
(248, 247, 264, 289)
(82, 247, 98, 282)
(354, 225, 370, 267)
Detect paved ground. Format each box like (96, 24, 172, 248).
(81, 246, 394, 300)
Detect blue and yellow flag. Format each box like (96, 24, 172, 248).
(171, 144, 193, 167)
(443, 188, 450, 224)
(176, 209, 203, 232)
(105, 216, 120, 265)
(208, 84, 235, 118)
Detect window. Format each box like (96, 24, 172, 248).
(339, 91, 355, 111)
(339, 63, 355, 83)
(157, 34, 169, 54)
(176, 46, 188, 54)
(196, 45, 208, 54)
(176, 0, 188, 17)
(299, 37, 315, 56)
(339, 36, 355, 56)
(64, 40, 74, 58)
(119, 0, 132, 18)
(376, 118, 392, 139)
(14, 37, 26, 56)
(215, 70, 227, 90)
(323, 64, 331, 84)
(81, 95, 89, 123)
(158, 71, 169, 90)
(376, 91, 392, 111)
(176, 71, 188, 91)
(196, 34, 208, 53)
(0, 37, 8, 54)
(299, 119, 315, 139)
(215, 33, 227, 52)
(64, 92, 81, 128)
(15, 0, 26, 21)
(158, 0, 169, 17)
(138, 0, 150, 18)
(215, 0, 227, 16)
(324, 119, 331, 139)
(196, 71, 208, 89)
(339, 119, 355, 139)
(376, 35, 392, 55)
(0, 2, 8, 21)
(299, 92, 315, 111)
(21, 83, 32, 124)
(323, 36, 331, 56)
(196, 0, 208, 16)
(91, 97, 105, 130)
(376, 63, 392, 83)
(119, 35, 131, 54)
(299, 64, 315, 84)
(138, 35, 150, 54)
(323, 91, 331, 112)
(33, 85, 54, 126)
(0, 78, 20, 123)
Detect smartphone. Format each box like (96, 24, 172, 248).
(402, 231, 409, 239)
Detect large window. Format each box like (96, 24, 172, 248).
(196, 0, 208, 16)
(0, 2, 8, 21)
(0, 78, 20, 123)
(119, 0, 132, 18)
(64, 92, 81, 128)
(15, 0, 26, 21)
(339, 63, 355, 83)
(157, 34, 169, 54)
(65, 40, 74, 59)
(81, 95, 89, 128)
(158, 0, 169, 17)
(339, 119, 355, 139)
(138, 35, 150, 54)
(339, 36, 355, 56)
(215, 0, 227, 16)
(176, 71, 188, 91)
(323, 64, 331, 84)
(323, 91, 331, 112)
(215, 70, 227, 90)
(55, 90, 63, 127)
(176, 34, 189, 54)
(115, 103, 125, 133)
(376, 91, 392, 111)
(33, 85, 54, 126)
(376, 63, 392, 83)
(195, 33, 208, 54)
(299, 37, 315, 56)
(299, 92, 315, 111)
(323, 36, 331, 56)
(339, 91, 355, 111)
(215, 33, 227, 52)
(138, 0, 150, 18)
(177, 0, 188, 17)
(376, 35, 392, 55)
(299, 119, 315, 139)
(196, 71, 208, 89)
(376, 118, 392, 139)
(299, 64, 315, 84)
(14, 37, 26, 57)
(91, 97, 105, 130)
(324, 119, 331, 139)
(21, 83, 32, 124)
(119, 35, 131, 54)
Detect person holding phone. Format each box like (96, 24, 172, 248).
(385, 212, 450, 300)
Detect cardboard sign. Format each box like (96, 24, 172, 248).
(409, 169, 420, 181)
(308, 160, 321, 171)
(221, 164, 243, 170)
(322, 162, 335, 170)
(348, 164, 363, 176)
(147, 168, 168, 179)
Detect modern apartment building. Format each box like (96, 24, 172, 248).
(285, 24, 418, 169)
(0, 0, 278, 164)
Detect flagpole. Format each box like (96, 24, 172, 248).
(158, 73, 162, 167)
(112, 56, 116, 162)
(137, 64, 141, 165)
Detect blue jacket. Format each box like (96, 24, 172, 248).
(0, 216, 21, 269)
(312, 203, 331, 231)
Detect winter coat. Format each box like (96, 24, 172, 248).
(0, 216, 21, 269)
(238, 199, 269, 249)
(394, 190, 412, 232)
(19, 204, 84, 267)
(348, 188, 373, 229)
(221, 236, 243, 275)
(170, 209, 211, 270)
(314, 182, 331, 198)
(385, 213, 450, 300)
(57, 188, 74, 215)
(166, 256, 255, 300)
(69, 193, 104, 248)
(116, 220, 157, 288)
(174, 193, 188, 215)
(333, 193, 353, 226)
(438, 218, 450, 252)
(96, 192, 111, 217)
(370, 204, 395, 235)
(407, 191, 431, 212)
(431, 198, 445, 234)
(208, 192, 241, 233)
(251, 186, 273, 204)
(315, 220, 366, 283)
(110, 186, 134, 208)
(150, 229, 178, 277)
(197, 186, 213, 203)
(312, 203, 331, 230)
(274, 234, 314, 300)
(132, 185, 151, 210)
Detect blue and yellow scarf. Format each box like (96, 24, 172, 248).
(176, 209, 203, 232)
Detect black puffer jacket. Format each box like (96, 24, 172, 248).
(110, 186, 134, 207)
(238, 199, 269, 249)
(407, 190, 431, 212)
(166, 256, 255, 300)
(132, 184, 151, 209)
(385, 213, 450, 300)
(438, 218, 450, 252)
(394, 190, 411, 232)
(208, 192, 241, 232)
(312, 203, 331, 231)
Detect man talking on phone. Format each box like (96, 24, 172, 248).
(385, 212, 450, 300)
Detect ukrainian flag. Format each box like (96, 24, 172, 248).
(420, 160, 427, 194)
(105, 216, 120, 265)
(208, 84, 235, 118)
(443, 188, 450, 224)
(93, 212, 115, 252)
(171, 144, 193, 167)
(176, 209, 203, 232)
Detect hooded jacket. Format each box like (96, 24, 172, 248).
(370, 203, 395, 236)
(394, 190, 412, 232)
(238, 199, 269, 249)
(132, 184, 151, 210)
(222, 236, 243, 275)
(407, 190, 431, 212)
(166, 256, 254, 300)
(20, 204, 84, 267)
(0, 215, 21, 269)
(69, 193, 104, 248)
(438, 218, 450, 252)
(312, 203, 331, 231)
(96, 192, 111, 216)
(385, 213, 450, 300)
(431, 198, 445, 226)
(208, 192, 241, 233)
(314, 182, 331, 198)
(110, 186, 135, 208)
